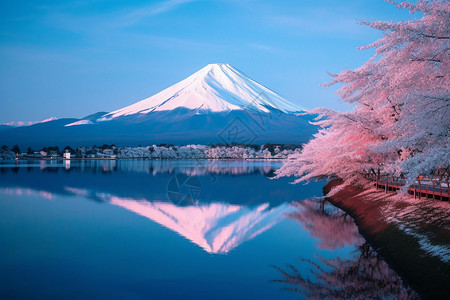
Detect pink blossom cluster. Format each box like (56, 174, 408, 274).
(277, 0, 449, 190)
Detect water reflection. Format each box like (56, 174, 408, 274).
(0, 160, 308, 254)
(0, 160, 419, 299)
(0, 160, 307, 208)
(0, 185, 294, 254)
(0, 159, 281, 176)
(0, 187, 55, 200)
(286, 199, 364, 250)
(273, 199, 419, 299)
(273, 243, 419, 300)
(110, 196, 293, 254)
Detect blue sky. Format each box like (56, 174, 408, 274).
(0, 0, 415, 124)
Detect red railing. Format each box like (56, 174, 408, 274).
(367, 174, 449, 200)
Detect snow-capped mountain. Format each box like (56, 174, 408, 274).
(98, 63, 305, 121)
(65, 111, 107, 127)
(0, 64, 316, 147)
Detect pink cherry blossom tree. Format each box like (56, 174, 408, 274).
(277, 0, 449, 189)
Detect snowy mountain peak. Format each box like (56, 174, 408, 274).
(100, 64, 306, 121)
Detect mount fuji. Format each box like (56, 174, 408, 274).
(0, 64, 316, 148)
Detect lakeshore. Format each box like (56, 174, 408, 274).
(7, 157, 288, 161)
(324, 180, 450, 299)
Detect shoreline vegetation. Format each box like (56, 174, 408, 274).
(0, 143, 302, 161)
(10, 157, 289, 161)
(324, 179, 450, 300)
(2, 157, 290, 162)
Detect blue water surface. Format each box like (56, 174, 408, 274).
(0, 160, 401, 300)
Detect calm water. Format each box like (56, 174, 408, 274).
(0, 160, 414, 299)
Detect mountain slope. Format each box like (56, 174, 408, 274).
(65, 111, 108, 127)
(0, 64, 316, 148)
(100, 63, 305, 121)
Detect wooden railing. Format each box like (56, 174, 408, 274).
(366, 174, 449, 201)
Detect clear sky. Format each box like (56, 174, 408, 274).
(0, 0, 415, 124)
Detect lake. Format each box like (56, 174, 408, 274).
(0, 160, 416, 299)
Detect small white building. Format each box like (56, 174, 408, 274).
(64, 152, 71, 159)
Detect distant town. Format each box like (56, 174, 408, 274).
(0, 143, 303, 160)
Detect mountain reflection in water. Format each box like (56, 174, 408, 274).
(0, 160, 419, 299)
(0, 160, 309, 255)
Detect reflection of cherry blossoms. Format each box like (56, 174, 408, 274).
(273, 243, 420, 300)
(274, 200, 419, 299)
(287, 200, 364, 250)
